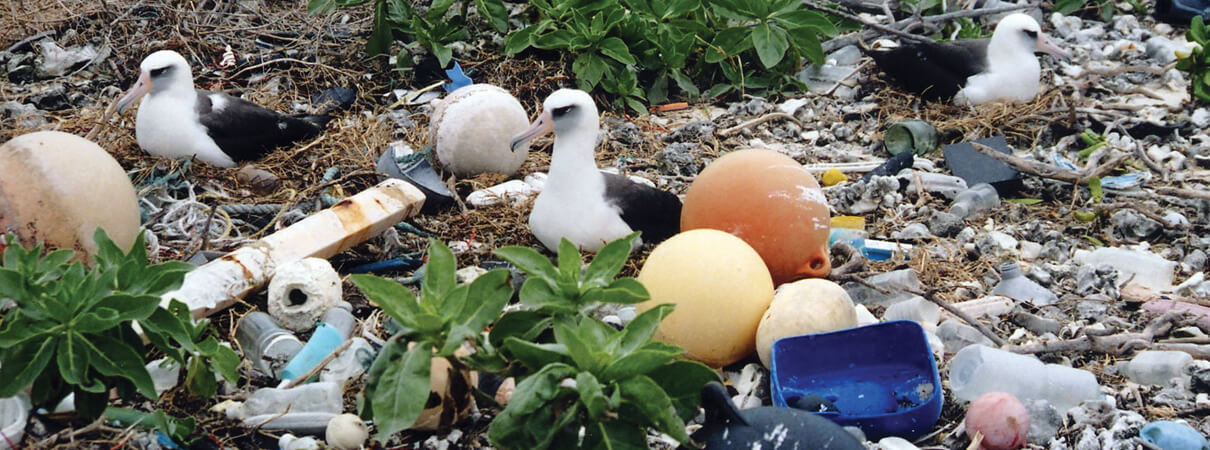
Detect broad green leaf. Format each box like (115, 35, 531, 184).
(599, 348, 680, 382)
(505, 24, 542, 55)
(0, 338, 56, 396)
(618, 375, 688, 442)
(308, 0, 336, 14)
(598, 37, 637, 65)
(431, 42, 454, 70)
(503, 337, 570, 371)
(533, 29, 576, 49)
(87, 334, 157, 400)
(789, 27, 825, 65)
(474, 0, 509, 32)
(441, 269, 513, 355)
(1054, 0, 1084, 13)
(576, 372, 609, 420)
(518, 278, 577, 314)
(586, 418, 648, 450)
(367, 0, 394, 56)
(554, 320, 602, 372)
(572, 52, 612, 88)
(494, 246, 560, 286)
(557, 240, 583, 280)
(583, 232, 639, 288)
(647, 359, 720, 419)
(422, 239, 457, 306)
(208, 343, 241, 383)
(489, 311, 551, 348)
(185, 354, 217, 399)
(371, 344, 433, 442)
(773, 9, 836, 35)
(350, 274, 423, 329)
(93, 294, 160, 323)
(0, 317, 55, 348)
(499, 362, 577, 415)
(56, 332, 90, 386)
(705, 27, 750, 63)
(436, 284, 470, 326)
(582, 278, 649, 304)
(752, 24, 790, 68)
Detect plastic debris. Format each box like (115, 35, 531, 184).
(268, 258, 343, 332)
(0, 395, 30, 450)
(692, 381, 864, 449)
(442, 62, 473, 92)
(942, 136, 1023, 194)
(236, 312, 304, 379)
(950, 183, 1002, 219)
(376, 146, 455, 214)
(1073, 247, 1177, 291)
(281, 303, 357, 382)
(884, 120, 938, 156)
(1139, 420, 1210, 449)
(992, 262, 1059, 306)
(279, 434, 321, 450)
(965, 392, 1030, 450)
(948, 344, 1101, 411)
(1119, 351, 1194, 386)
(326, 414, 370, 450)
(821, 167, 848, 186)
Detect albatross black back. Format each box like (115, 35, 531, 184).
(602, 172, 682, 245)
(196, 91, 328, 162)
(866, 39, 989, 101)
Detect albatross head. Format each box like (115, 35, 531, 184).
(992, 13, 1069, 60)
(509, 89, 599, 152)
(115, 50, 194, 114)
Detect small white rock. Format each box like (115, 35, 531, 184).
(1020, 241, 1043, 260)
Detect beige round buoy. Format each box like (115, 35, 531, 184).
(636, 229, 775, 367)
(0, 131, 140, 260)
(755, 279, 857, 367)
(429, 84, 530, 176)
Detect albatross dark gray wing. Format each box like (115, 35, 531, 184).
(195, 91, 330, 162)
(866, 38, 989, 101)
(602, 172, 682, 245)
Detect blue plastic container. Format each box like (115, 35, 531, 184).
(770, 320, 942, 440)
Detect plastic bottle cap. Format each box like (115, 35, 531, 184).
(999, 262, 1022, 279)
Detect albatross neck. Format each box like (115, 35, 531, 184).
(548, 123, 602, 186)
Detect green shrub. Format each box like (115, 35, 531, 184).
(1177, 16, 1210, 103)
(0, 230, 238, 419)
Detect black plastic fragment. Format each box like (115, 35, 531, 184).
(942, 135, 1023, 195)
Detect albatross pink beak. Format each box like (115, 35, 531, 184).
(1036, 33, 1070, 60)
(115, 70, 152, 115)
(510, 110, 553, 152)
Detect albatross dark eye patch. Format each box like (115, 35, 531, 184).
(552, 105, 574, 117)
(150, 66, 170, 77)
(1023, 30, 1038, 39)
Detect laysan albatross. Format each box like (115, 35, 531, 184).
(866, 13, 1069, 105)
(510, 89, 682, 253)
(114, 50, 329, 167)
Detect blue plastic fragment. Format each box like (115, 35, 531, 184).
(155, 431, 181, 449)
(443, 62, 473, 92)
(1140, 420, 1210, 450)
(346, 257, 423, 274)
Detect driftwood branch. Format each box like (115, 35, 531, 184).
(968, 142, 1128, 186)
(1003, 312, 1186, 355)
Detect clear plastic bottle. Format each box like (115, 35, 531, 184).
(1120, 350, 1193, 386)
(234, 382, 344, 418)
(236, 312, 303, 379)
(949, 183, 1001, 219)
(844, 269, 922, 306)
(992, 262, 1059, 306)
(948, 344, 1101, 411)
(281, 303, 356, 382)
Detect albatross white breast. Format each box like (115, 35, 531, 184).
(866, 13, 1069, 105)
(509, 89, 682, 253)
(114, 50, 329, 167)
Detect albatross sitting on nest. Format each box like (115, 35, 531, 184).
(510, 89, 682, 253)
(866, 13, 1069, 105)
(114, 50, 330, 167)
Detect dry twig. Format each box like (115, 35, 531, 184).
(1004, 312, 1187, 355)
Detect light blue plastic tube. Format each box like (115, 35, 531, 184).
(280, 305, 355, 382)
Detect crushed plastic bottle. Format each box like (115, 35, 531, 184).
(231, 382, 343, 419)
(949, 183, 1001, 219)
(1074, 247, 1177, 291)
(992, 262, 1059, 306)
(236, 312, 304, 379)
(1120, 351, 1193, 386)
(843, 269, 923, 307)
(948, 344, 1101, 411)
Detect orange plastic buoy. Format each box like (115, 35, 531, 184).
(681, 149, 832, 285)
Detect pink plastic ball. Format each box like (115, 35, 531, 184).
(965, 392, 1030, 450)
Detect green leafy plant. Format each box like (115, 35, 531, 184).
(105, 407, 197, 445)
(507, 0, 835, 111)
(0, 230, 238, 420)
(351, 238, 513, 441)
(309, 0, 509, 69)
(487, 306, 719, 449)
(1177, 16, 1210, 103)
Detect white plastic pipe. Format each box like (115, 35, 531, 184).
(162, 179, 426, 318)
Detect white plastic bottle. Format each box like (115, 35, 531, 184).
(950, 183, 1001, 219)
(992, 262, 1058, 306)
(948, 344, 1100, 411)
